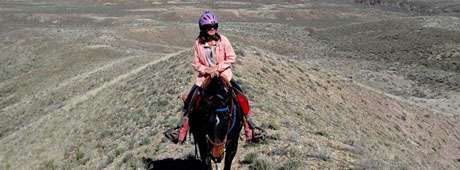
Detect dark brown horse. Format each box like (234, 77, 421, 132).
(188, 76, 243, 170)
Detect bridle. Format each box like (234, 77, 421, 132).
(205, 97, 237, 144)
(202, 77, 238, 162)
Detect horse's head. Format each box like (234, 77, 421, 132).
(200, 76, 234, 162)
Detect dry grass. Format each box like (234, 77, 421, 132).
(1, 0, 460, 170)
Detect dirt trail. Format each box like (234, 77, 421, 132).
(63, 49, 188, 111)
(1, 54, 149, 112)
(0, 50, 187, 141)
(1, 1, 460, 169)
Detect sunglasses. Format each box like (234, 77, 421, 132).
(202, 23, 218, 30)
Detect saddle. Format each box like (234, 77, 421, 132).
(173, 79, 266, 144)
(187, 84, 250, 116)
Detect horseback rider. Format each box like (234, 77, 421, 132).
(166, 10, 263, 144)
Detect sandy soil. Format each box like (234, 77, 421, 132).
(1, 0, 459, 169)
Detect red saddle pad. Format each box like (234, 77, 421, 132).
(236, 92, 250, 116)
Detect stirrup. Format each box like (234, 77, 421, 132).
(164, 127, 180, 144)
(250, 127, 266, 143)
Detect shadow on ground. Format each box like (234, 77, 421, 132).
(142, 157, 203, 170)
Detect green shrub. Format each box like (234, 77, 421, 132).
(39, 160, 57, 170)
(278, 160, 302, 170)
(98, 154, 114, 169)
(115, 145, 126, 157)
(75, 148, 84, 161)
(241, 152, 258, 164)
(249, 158, 271, 170)
(307, 145, 331, 161)
(5, 163, 11, 170)
(138, 136, 150, 146)
(122, 152, 133, 163)
(267, 119, 280, 130)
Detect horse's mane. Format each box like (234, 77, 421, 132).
(201, 76, 232, 90)
(188, 76, 232, 114)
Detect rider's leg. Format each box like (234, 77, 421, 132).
(230, 79, 243, 93)
(177, 116, 189, 144)
(183, 84, 199, 115)
(230, 79, 263, 141)
(243, 115, 265, 142)
(243, 116, 253, 141)
(176, 84, 199, 143)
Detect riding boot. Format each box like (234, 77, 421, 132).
(243, 116, 253, 141)
(176, 85, 197, 144)
(177, 116, 189, 144)
(244, 115, 266, 142)
(164, 85, 198, 144)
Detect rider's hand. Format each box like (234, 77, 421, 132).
(210, 72, 219, 78)
(204, 65, 218, 75)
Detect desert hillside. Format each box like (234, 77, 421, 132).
(1, 0, 459, 169)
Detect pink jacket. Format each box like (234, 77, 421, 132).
(192, 34, 236, 87)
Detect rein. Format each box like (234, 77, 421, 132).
(206, 135, 227, 147)
(206, 98, 236, 146)
(196, 76, 239, 161)
(206, 89, 239, 163)
(227, 98, 237, 136)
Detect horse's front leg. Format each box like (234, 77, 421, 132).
(199, 145, 212, 170)
(194, 133, 212, 170)
(202, 156, 212, 170)
(223, 140, 239, 170)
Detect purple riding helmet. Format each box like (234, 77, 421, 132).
(198, 10, 218, 30)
